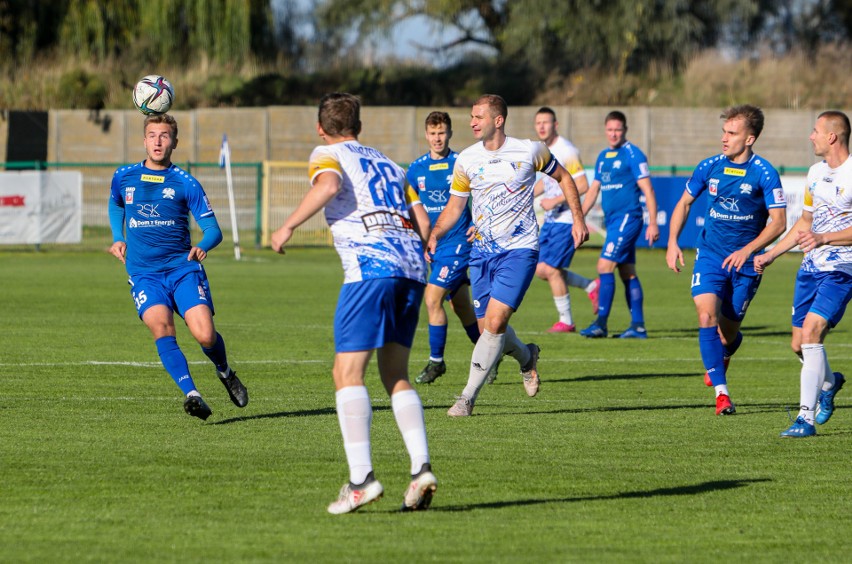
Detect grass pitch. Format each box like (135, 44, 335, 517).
(1, 247, 850, 562)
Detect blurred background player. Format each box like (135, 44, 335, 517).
(270, 93, 438, 513)
(427, 94, 588, 417)
(580, 111, 659, 339)
(755, 110, 851, 437)
(407, 111, 480, 384)
(533, 107, 599, 332)
(108, 114, 248, 421)
(668, 105, 786, 416)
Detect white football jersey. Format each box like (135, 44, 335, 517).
(538, 136, 586, 225)
(309, 141, 426, 284)
(801, 155, 852, 275)
(451, 137, 556, 257)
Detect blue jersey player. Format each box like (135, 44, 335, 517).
(270, 93, 438, 514)
(108, 114, 248, 421)
(407, 111, 481, 385)
(667, 105, 787, 416)
(580, 111, 660, 339)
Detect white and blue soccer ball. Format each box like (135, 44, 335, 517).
(132, 75, 174, 115)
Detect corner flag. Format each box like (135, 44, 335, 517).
(219, 134, 241, 260)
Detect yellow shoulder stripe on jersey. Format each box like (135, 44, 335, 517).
(404, 181, 421, 205)
(309, 155, 342, 179)
(804, 187, 813, 207)
(141, 174, 165, 183)
(429, 163, 449, 171)
(723, 167, 746, 177)
(450, 166, 471, 193)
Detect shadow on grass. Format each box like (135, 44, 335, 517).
(424, 478, 772, 513)
(212, 403, 454, 425)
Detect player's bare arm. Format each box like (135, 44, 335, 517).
(271, 171, 341, 253)
(666, 192, 695, 273)
(109, 241, 127, 265)
(581, 179, 601, 217)
(550, 162, 589, 247)
(637, 177, 659, 244)
(426, 194, 466, 260)
(754, 211, 812, 273)
(722, 207, 787, 272)
(798, 222, 852, 251)
(410, 203, 431, 244)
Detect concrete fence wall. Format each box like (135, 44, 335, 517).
(28, 105, 833, 171)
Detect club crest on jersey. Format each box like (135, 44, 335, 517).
(739, 183, 753, 195)
(162, 187, 175, 199)
(125, 187, 135, 204)
(709, 178, 719, 196)
(417, 176, 426, 190)
(773, 188, 786, 204)
(197, 285, 207, 300)
(438, 265, 449, 280)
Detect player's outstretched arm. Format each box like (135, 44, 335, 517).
(550, 162, 589, 247)
(581, 180, 601, 217)
(271, 171, 341, 253)
(638, 178, 659, 244)
(798, 222, 852, 251)
(723, 207, 787, 272)
(666, 192, 694, 273)
(755, 211, 813, 272)
(426, 194, 466, 261)
(410, 203, 431, 244)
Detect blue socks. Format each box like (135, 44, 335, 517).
(595, 272, 615, 327)
(724, 331, 743, 359)
(699, 327, 726, 386)
(463, 322, 480, 345)
(156, 336, 196, 395)
(201, 332, 229, 373)
(428, 324, 448, 360)
(627, 277, 645, 326)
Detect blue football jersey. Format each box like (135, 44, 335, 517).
(406, 151, 473, 257)
(593, 142, 650, 220)
(110, 162, 215, 275)
(686, 153, 785, 270)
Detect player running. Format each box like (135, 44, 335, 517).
(755, 110, 851, 436)
(271, 93, 437, 513)
(108, 114, 248, 421)
(407, 111, 482, 384)
(667, 105, 787, 416)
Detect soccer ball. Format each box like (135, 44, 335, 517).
(132, 75, 174, 115)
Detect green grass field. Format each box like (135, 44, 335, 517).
(1, 247, 850, 562)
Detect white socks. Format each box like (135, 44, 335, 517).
(335, 386, 373, 485)
(502, 325, 531, 368)
(391, 389, 430, 475)
(553, 294, 573, 325)
(462, 329, 506, 402)
(799, 343, 828, 424)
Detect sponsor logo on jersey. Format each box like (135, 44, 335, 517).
(137, 203, 160, 218)
(361, 210, 414, 232)
(428, 189, 448, 203)
(429, 163, 449, 171)
(162, 187, 176, 199)
(0, 195, 25, 206)
(605, 151, 618, 158)
(719, 197, 740, 212)
(723, 167, 746, 177)
(709, 178, 719, 196)
(203, 195, 212, 211)
(639, 162, 649, 176)
(601, 172, 612, 183)
(773, 188, 786, 204)
(739, 183, 753, 195)
(141, 174, 165, 183)
(125, 187, 135, 204)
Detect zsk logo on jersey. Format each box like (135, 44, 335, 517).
(162, 187, 175, 199)
(428, 189, 448, 203)
(709, 178, 719, 196)
(773, 188, 786, 204)
(719, 197, 740, 212)
(137, 203, 160, 218)
(601, 172, 612, 183)
(125, 187, 135, 204)
(739, 183, 753, 195)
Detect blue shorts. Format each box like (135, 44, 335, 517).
(601, 213, 642, 264)
(792, 269, 852, 328)
(334, 277, 425, 353)
(428, 251, 471, 299)
(690, 252, 761, 322)
(128, 262, 214, 319)
(470, 248, 538, 318)
(538, 222, 576, 269)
